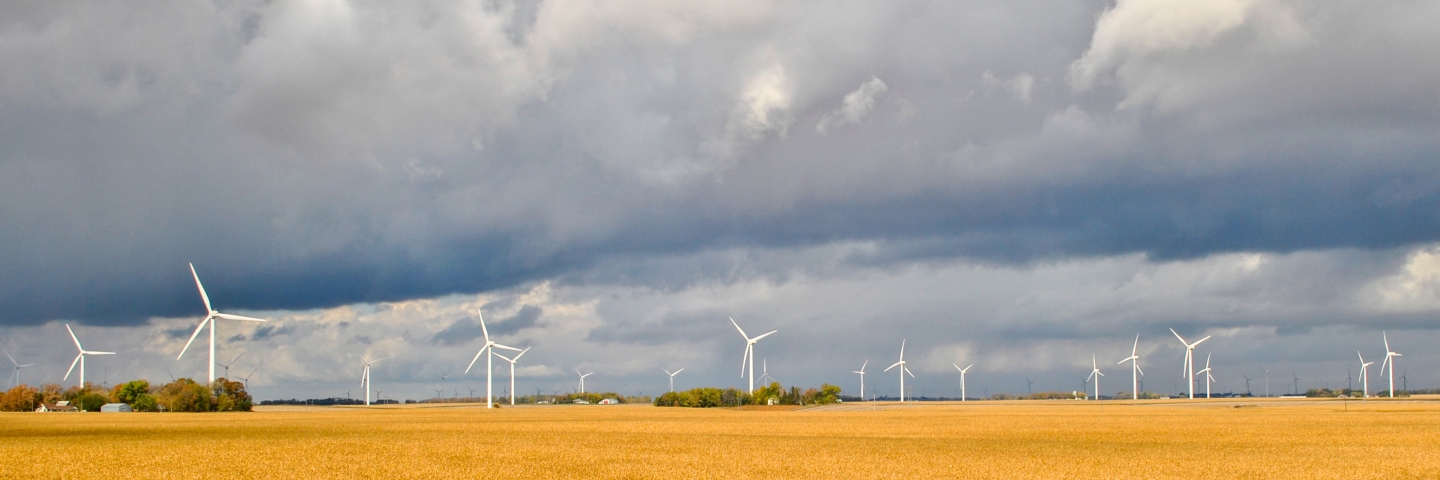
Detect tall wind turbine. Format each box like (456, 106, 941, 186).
(576, 369, 594, 393)
(1381, 332, 1402, 398)
(178, 264, 267, 384)
(360, 356, 385, 406)
(852, 361, 868, 401)
(4, 350, 35, 388)
(494, 347, 531, 406)
(663, 368, 684, 393)
(1196, 353, 1215, 399)
(463, 309, 522, 409)
(883, 340, 915, 402)
(1357, 351, 1373, 399)
(1086, 354, 1104, 400)
(63, 325, 115, 388)
(953, 363, 973, 402)
(730, 317, 777, 393)
(1170, 328, 1211, 399)
(1118, 335, 1144, 400)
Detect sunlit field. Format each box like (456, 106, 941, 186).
(5, 398, 1440, 478)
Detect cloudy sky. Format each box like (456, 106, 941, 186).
(3, 0, 1439, 400)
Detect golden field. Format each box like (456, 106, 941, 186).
(4, 398, 1440, 479)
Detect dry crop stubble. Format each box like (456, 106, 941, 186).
(3, 399, 1440, 478)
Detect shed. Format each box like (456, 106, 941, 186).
(101, 403, 133, 413)
(598, 398, 619, 405)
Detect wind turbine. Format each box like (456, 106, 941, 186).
(663, 368, 684, 393)
(730, 317, 777, 393)
(360, 356, 385, 406)
(1264, 368, 1271, 397)
(1118, 335, 1144, 400)
(883, 340, 915, 402)
(1196, 353, 1215, 399)
(576, 369, 594, 394)
(4, 350, 35, 388)
(1087, 354, 1104, 400)
(1358, 351, 1373, 399)
(177, 264, 268, 384)
(237, 368, 257, 391)
(1291, 372, 1300, 395)
(1381, 332, 1402, 398)
(438, 374, 450, 394)
(953, 363, 973, 401)
(852, 361, 868, 401)
(1170, 328, 1211, 399)
(494, 347, 531, 406)
(216, 353, 244, 380)
(1242, 374, 1252, 396)
(63, 325, 115, 388)
(463, 309, 522, 409)
(758, 359, 778, 385)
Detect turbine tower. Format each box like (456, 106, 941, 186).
(63, 325, 115, 388)
(463, 309, 522, 409)
(178, 264, 267, 384)
(1196, 353, 1215, 399)
(852, 361, 868, 401)
(663, 368, 684, 393)
(1118, 335, 1144, 400)
(883, 340, 915, 402)
(730, 317, 777, 393)
(4, 350, 35, 388)
(494, 347, 531, 406)
(359, 356, 385, 406)
(953, 363, 973, 401)
(1381, 332, 1402, 398)
(1357, 351, 1373, 399)
(1087, 354, 1104, 400)
(576, 369, 594, 393)
(1170, 328, 1211, 399)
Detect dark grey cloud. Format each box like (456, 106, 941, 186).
(431, 305, 542, 346)
(2, 0, 1439, 328)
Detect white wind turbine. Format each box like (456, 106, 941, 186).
(663, 368, 684, 393)
(359, 356, 385, 406)
(758, 359, 778, 386)
(884, 340, 915, 402)
(953, 363, 973, 402)
(1170, 328, 1211, 399)
(1086, 354, 1104, 400)
(177, 263, 267, 384)
(1196, 353, 1215, 399)
(4, 350, 35, 388)
(1117, 334, 1144, 400)
(463, 309, 522, 409)
(1381, 332, 1402, 398)
(216, 353, 244, 380)
(853, 361, 868, 401)
(63, 324, 115, 388)
(730, 317, 777, 393)
(1357, 351, 1373, 399)
(576, 369, 594, 394)
(494, 347, 531, 406)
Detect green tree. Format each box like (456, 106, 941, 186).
(0, 385, 39, 412)
(113, 380, 150, 405)
(74, 391, 110, 411)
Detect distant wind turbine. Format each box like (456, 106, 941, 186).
(663, 368, 684, 393)
(463, 309, 522, 409)
(1196, 353, 1215, 399)
(177, 263, 267, 384)
(852, 361, 868, 401)
(494, 347, 531, 406)
(883, 340, 915, 402)
(1170, 328, 1211, 399)
(360, 356, 385, 406)
(953, 363, 973, 402)
(1087, 354, 1104, 401)
(758, 359, 778, 385)
(577, 369, 594, 394)
(1118, 335, 1144, 400)
(216, 352, 244, 380)
(1357, 351, 1373, 399)
(730, 317, 777, 393)
(1381, 332, 1402, 398)
(63, 325, 115, 388)
(4, 350, 35, 388)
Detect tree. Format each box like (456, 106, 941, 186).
(0, 385, 39, 412)
(158, 378, 214, 412)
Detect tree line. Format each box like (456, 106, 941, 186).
(654, 382, 842, 407)
(0, 377, 253, 412)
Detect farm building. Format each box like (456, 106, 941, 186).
(598, 398, 619, 405)
(101, 403, 133, 412)
(36, 401, 79, 412)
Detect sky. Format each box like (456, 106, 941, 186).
(2, 0, 1439, 401)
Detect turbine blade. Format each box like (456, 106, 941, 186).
(1384, 331, 1390, 352)
(663, 368, 672, 375)
(465, 346, 487, 374)
(752, 330, 778, 342)
(495, 353, 515, 363)
(741, 344, 751, 377)
(1136, 364, 1144, 376)
(885, 361, 902, 372)
(66, 324, 83, 350)
(954, 363, 962, 372)
(1088, 371, 1097, 381)
(675, 368, 683, 374)
(905, 366, 915, 378)
(190, 263, 213, 313)
(89, 351, 116, 355)
(214, 313, 267, 322)
(860, 360, 868, 372)
(492, 344, 522, 352)
(729, 317, 748, 339)
(478, 309, 490, 344)
(899, 339, 906, 360)
(176, 316, 211, 360)
(1193, 335, 1212, 347)
(513, 346, 531, 361)
(1170, 328, 1186, 344)
(64, 353, 83, 380)
(3, 350, 15, 366)
(1132, 334, 1139, 355)
(963, 364, 973, 373)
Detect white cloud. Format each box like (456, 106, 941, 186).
(981, 71, 1034, 103)
(817, 77, 888, 133)
(1069, 0, 1259, 91)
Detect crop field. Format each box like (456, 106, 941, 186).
(5, 399, 1440, 478)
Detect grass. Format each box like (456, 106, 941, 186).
(4, 398, 1440, 478)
